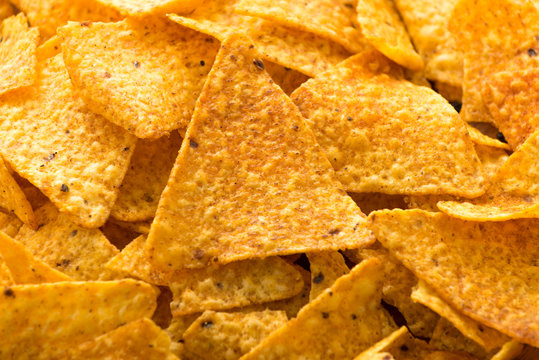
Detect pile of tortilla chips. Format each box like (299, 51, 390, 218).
(0, 0, 537, 358)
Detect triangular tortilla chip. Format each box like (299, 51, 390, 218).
(241, 258, 388, 359)
(183, 310, 287, 360)
(0, 53, 136, 228)
(0, 230, 71, 284)
(167, 0, 351, 77)
(438, 131, 539, 220)
(395, 0, 461, 85)
(111, 133, 182, 222)
(166, 313, 201, 358)
(369, 209, 539, 347)
(412, 280, 508, 351)
(0, 156, 36, 228)
(146, 34, 373, 270)
(15, 203, 119, 280)
(65, 318, 178, 359)
(473, 144, 508, 182)
(307, 251, 349, 300)
(0, 279, 157, 358)
(59, 18, 219, 138)
(491, 341, 525, 360)
(0, 13, 39, 95)
(291, 49, 485, 196)
(95, 0, 202, 16)
(449, 0, 539, 148)
(11, 0, 120, 39)
(235, 0, 368, 54)
(356, 0, 423, 71)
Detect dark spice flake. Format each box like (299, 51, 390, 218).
(3, 288, 14, 298)
(60, 184, 69, 192)
(253, 58, 264, 70)
(189, 139, 199, 148)
(201, 321, 213, 328)
(528, 48, 537, 57)
(313, 272, 324, 284)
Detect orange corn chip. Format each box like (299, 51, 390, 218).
(95, 0, 202, 16)
(0, 156, 36, 228)
(307, 251, 349, 300)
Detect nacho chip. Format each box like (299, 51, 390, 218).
(66, 318, 178, 359)
(15, 203, 119, 280)
(429, 318, 490, 359)
(12, 0, 120, 39)
(449, 0, 539, 148)
(466, 124, 511, 151)
(0, 230, 71, 284)
(167, 313, 202, 358)
(236, 0, 368, 54)
(0, 212, 23, 238)
(0, 279, 157, 358)
(146, 34, 373, 270)
(95, 0, 202, 16)
(348, 192, 407, 215)
(111, 133, 182, 222)
(167, 0, 351, 77)
(263, 61, 309, 95)
(291, 49, 485, 196)
(491, 341, 524, 360)
(0, 14, 39, 95)
(356, 0, 423, 70)
(369, 209, 539, 347)
(0, 156, 36, 227)
(0, 53, 136, 228)
(183, 310, 288, 360)
(36, 35, 62, 61)
(473, 144, 509, 182)
(307, 251, 349, 300)
(395, 0, 461, 85)
(438, 131, 539, 220)
(0, 0, 13, 21)
(241, 258, 388, 359)
(59, 18, 219, 138)
(404, 195, 459, 212)
(434, 82, 462, 103)
(412, 280, 508, 351)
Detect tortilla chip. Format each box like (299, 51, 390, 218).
(66, 318, 178, 359)
(111, 133, 182, 222)
(0, 254, 12, 286)
(263, 61, 309, 95)
(307, 251, 349, 300)
(0, 0, 13, 21)
(0, 156, 36, 228)
(466, 124, 511, 151)
(348, 193, 407, 215)
(429, 318, 490, 359)
(434, 81, 462, 103)
(412, 280, 508, 351)
(95, 0, 202, 16)
(0, 14, 39, 95)
(359, 242, 439, 339)
(182, 310, 287, 360)
(491, 341, 525, 360)
(395, 0, 461, 85)
(59, 18, 219, 139)
(473, 144, 509, 182)
(242, 258, 391, 359)
(0, 212, 23, 238)
(449, 0, 539, 148)
(369, 209, 539, 347)
(167, 313, 202, 358)
(0, 53, 135, 227)
(438, 131, 539, 220)
(12, 0, 120, 39)
(0, 230, 71, 284)
(146, 34, 373, 270)
(291, 49, 485, 197)
(236, 0, 368, 54)
(100, 220, 139, 250)
(0, 279, 157, 358)
(167, 0, 351, 77)
(36, 35, 62, 61)
(356, 0, 423, 70)
(15, 203, 119, 280)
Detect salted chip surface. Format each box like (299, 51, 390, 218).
(449, 0, 539, 147)
(0, 53, 135, 228)
(0, 230, 70, 284)
(183, 310, 287, 360)
(167, 0, 351, 77)
(111, 133, 182, 222)
(146, 34, 373, 270)
(0, 279, 157, 359)
(0, 156, 36, 228)
(241, 258, 387, 359)
(369, 209, 539, 347)
(438, 131, 539, 220)
(95, 0, 202, 16)
(291, 49, 484, 196)
(236, 0, 368, 54)
(307, 251, 349, 300)
(395, 0, 461, 85)
(356, 0, 423, 71)
(65, 318, 177, 359)
(15, 203, 119, 280)
(60, 18, 219, 138)
(412, 280, 508, 351)
(0, 14, 39, 95)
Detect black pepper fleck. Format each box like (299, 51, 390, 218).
(60, 184, 69, 192)
(351, 314, 357, 320)
(400, 345, 409, 351)
(328, 228, 340, 235)
(200, 60, 205, 66)
(321, 312, 329, 319)
(347, 116, 353, 121)
(70, 230, 78, 237)
(201, 321, 213, 328)
(80, 21, 90, 27)
(528, 48, 537, 57)
(189, 139, 198, 148)
(313, 272, 324, 284)
(4, 288, 15, 297)
(253, 58, 264, 70)
(123, 147, 130, 151)
(133, 61, 140, 68)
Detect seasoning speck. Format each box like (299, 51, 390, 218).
(189, 139, 198, 148)
(321, 312, 329, 319)
(133, 61, 140, 68)
(528, 48, 537, 57)
(3, 288, 14, 298)
(253, 58, 264, 70)
(201, 321, 213, 328)
(200, 60, 205, 66)
(60, 184, 69, 192)
(313, 272, 324, 284)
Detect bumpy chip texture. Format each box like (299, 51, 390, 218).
(307, 251, 349, 300)
(291, 49, 484, 196)
(146, 34, 373, 270)
(60, 18, 219, 138)
(369, 209, 539, 347)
